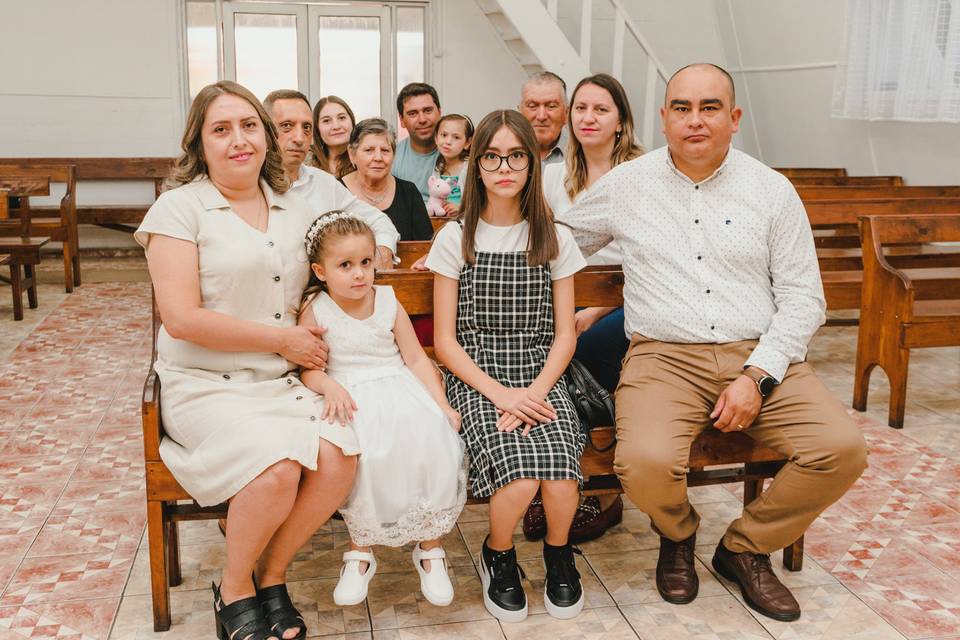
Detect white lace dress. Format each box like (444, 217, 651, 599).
(311, 285, 467, 546)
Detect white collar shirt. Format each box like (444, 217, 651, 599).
(289, 164, 400, 252)
(563, 146, 825, 381)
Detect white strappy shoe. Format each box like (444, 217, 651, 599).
(413, 544, 454, 606)
(333, 550, 377, 606)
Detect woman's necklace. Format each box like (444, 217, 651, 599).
(359, 178, 389, 206)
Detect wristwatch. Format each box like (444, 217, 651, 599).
(743, 367, 777, 398)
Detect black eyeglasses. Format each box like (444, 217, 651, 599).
(478, 151, 530, 172)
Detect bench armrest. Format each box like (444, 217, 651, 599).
(142, 367, 163, 462)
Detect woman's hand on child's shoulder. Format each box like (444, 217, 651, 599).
(441, 404, 461, 433)
(321, 381, 357, 426)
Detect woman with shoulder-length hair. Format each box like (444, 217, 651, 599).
(312, 95, 355, 178)
(525, 73, 644, 546)
(136, 81, 358, 640)
(340, 118, 433, 241)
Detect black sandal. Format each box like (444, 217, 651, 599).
(257, 583, 306, 640)
(212, 582, 275, 640)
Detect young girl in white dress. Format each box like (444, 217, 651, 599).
(297, 211, 467, 607)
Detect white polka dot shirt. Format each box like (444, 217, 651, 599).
(564, 146, 825, 382)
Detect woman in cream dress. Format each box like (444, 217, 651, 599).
(136, 81, 357, 640)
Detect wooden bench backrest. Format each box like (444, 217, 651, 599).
(396, 241, 432, 268)
(0, 163, 76, 186)
(863, 213, 960, 246)
(0, 189, 7, 220)
(0, 157, 173, 180)
(805, 197, 960, 227)
(798, 186, 960, 201)
(789, 176, 903, 186)
(376, 266, 625, 315)
(776, 167, 847, 177)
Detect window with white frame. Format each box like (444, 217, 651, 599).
(185, 1, 428, 122)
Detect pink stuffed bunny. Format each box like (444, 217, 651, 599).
(426, 175, 452, 217)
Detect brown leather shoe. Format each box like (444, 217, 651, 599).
(712, 543, 801, 621)
(570, 496, 623, 544)
(522, 498, 547, 541)
(656, 533, 698, 604)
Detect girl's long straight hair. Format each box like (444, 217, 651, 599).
(459, 110, 558, 266)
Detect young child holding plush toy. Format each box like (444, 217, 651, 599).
(429, 114, 474, 217)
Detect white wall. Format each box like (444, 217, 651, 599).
(433, 0, 528, 120)
(0, 0, 185, 157)
(717, 0, 960, 184)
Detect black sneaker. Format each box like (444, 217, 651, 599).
(542, 541, 584, 619)
(479, 538, 527, 622)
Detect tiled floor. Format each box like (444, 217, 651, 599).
(0, 281, 958, 639)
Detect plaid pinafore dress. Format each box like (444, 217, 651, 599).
(445, 249, 585, 498)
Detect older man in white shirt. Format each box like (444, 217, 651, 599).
(263, 90, 399, 267)
(564, 64, 867, 622)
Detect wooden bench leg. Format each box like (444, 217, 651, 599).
(743, 477, 764, 505)
(9, 262, 23, 321)
(167, 520, 182, 587)
(24, 264, 38, 309)
(71, 246, 81, 287)
(147, 500, 172, 632)
(61, 244, 74, 293)
(886, 356, 909, 429)
(852, 361, 874, 412)
(783, 536, 804, 571)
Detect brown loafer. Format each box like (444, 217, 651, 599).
(522, 498, 547, 540)
(656, 533, 698, 604)
(570, 496, 623, 544)
(712, 542, 801, 621)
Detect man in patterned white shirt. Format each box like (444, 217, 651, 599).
(564, 63, 867, 622)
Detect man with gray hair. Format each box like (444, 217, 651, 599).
(519, 71, 568, 166)
(263, 89, 398, 267)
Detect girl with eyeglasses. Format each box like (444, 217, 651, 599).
(425, 110, 588, 623)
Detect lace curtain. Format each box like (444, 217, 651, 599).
(833, 0, 960, 122)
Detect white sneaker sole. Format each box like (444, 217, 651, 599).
(543, 586, 584, 619)
(478, 552, 527, 623)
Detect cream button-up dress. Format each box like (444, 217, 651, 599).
(135, 177, 360, 506)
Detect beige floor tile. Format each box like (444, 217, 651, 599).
(456, 504, 490, 524)
(372, 619, 504, 639)
(109, 588, 216, 639)
(287, 578, 374, 636)
(619, 594, 772, 640)
(0, 284, 67, 360)
(458, 521, 546, 563)
(125, 541, 226, 597)
(577, 509, 661, 556)
(366, 566, 491, 630)
(500, 609, 639, 639)
(586, 549, 727, 606)
(517, 557, 615, 614)
(736, 582, 905, 639)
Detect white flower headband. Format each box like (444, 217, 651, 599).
(304, 211, 361, 250)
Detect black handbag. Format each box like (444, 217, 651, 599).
(564, 359, 616, 452)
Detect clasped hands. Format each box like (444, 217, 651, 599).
(492, 385, 556, 436)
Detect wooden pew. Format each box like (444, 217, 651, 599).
(0, 165, 77, 291)
(776, 167, 847, 178)
(140, 265, 804, 629)
(0, 157, 173, 228)
(790, 176, 904, 187)
(396, 240, 431, 268)
(798, 185, 960, 201)
(853, 214, 960, 428)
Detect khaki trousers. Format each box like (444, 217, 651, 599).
(614, 335, 868, 554)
